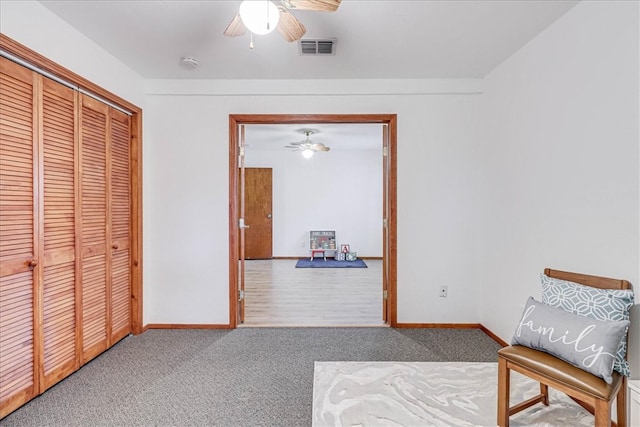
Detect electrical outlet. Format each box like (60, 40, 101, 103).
(439, 285, 448, 298)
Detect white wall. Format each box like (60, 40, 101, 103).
(142, 88, 483, 325)
(0, 1, 144, 107)
(478, 1, 640, 378)
(245, 146, 383, 257)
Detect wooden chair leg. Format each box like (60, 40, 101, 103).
(540, 383, 549, 406)
(595, 399, 612, 427)
(616, 379, 627, 427)
(498, 357, 510, 427)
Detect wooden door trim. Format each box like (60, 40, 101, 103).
(228, 114, 397, 328)
(0, 34, 144, 335)
(33, 69, 44, 398)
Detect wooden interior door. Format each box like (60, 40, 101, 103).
(40, 76, 79, 390)
(79, 94, 109, 363)
(244, 168, 273, 259)
(79, 94, 132, 361)
(0, 57, 39, 418)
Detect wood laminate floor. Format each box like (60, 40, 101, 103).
(242, 259, 385, 326)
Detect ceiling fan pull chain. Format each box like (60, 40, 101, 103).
(250, 32, 254, 49)
(266, 0, 271, 31)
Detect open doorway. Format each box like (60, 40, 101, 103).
(228, 114, 397, 328)
(242, 124, 382, 325)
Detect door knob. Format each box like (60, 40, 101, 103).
(27, 259, 37, 269)
(112, 244, 119, 249)
(266, 213, 272, 219)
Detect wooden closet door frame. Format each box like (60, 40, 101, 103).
(0, 35, 144, 335)
(228, 114, 398, 328)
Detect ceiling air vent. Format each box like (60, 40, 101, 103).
(299, 39, 336, 56)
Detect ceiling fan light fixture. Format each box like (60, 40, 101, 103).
(180, 56, 199, 69)
(301, 148, 314, 159)
(239, 0, 280, 35)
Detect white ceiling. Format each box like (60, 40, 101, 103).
(36, 0, 578, 151)
(39, 0, 579, 80)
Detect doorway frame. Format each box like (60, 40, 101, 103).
(228, 114, 397, 328)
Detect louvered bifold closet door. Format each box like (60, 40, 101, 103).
(0, 57, 39, 418)
(40, 77, 78, 389)
(79, 95, 108, 363)
(109, 110, 130, 343)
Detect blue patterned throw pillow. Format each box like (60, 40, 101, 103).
(541, 273, 634, 377)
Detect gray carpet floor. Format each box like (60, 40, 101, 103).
(1, 327, 502, 426)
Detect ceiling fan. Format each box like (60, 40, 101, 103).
(285, 129, 330, 158)
(223, 0, 341, 44)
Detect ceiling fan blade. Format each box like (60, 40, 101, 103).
(283, 0, 341, 12)
(316, 146, 330, 152)
(223, 13, 246, 37)
(277, 8, 306, 42)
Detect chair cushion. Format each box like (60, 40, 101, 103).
(498, 345, 622, 400)
(541, 273, 634, 377)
